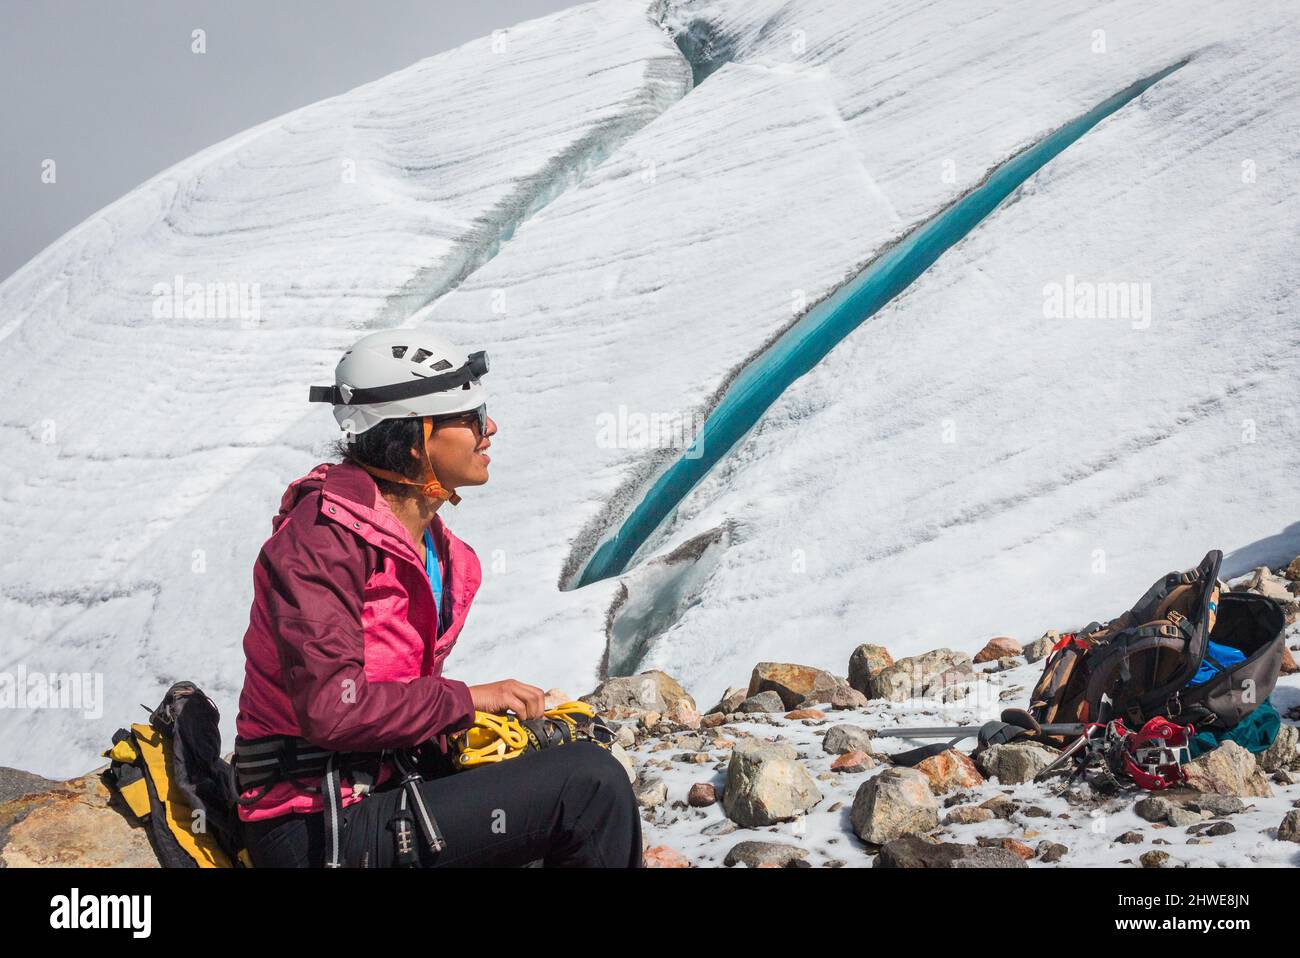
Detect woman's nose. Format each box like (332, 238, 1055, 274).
(484, 415, 497, 437)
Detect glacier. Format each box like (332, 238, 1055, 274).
(1, 0, 1298, 779)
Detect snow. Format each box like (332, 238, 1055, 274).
(1, 0, 1298, 863)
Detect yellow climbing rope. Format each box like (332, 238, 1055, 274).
(451, 701, 612, 770)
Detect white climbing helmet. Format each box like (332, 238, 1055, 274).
(309, 329, 489, 436)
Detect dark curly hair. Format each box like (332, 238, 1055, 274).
(332, 417, 426, 498)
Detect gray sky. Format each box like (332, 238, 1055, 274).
(0, 0, 578, 284)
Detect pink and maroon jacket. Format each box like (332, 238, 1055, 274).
(235, 460, 480, 821)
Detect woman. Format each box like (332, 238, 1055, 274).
(233, 329, 642, 867)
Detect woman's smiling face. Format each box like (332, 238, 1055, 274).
(419, 408, 496, 492)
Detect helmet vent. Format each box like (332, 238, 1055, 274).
(431, 359, 453, 371)
(391, 345, 408, 359)
(410, 348, 432, 364)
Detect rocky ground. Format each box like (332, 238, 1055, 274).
(598, 563, 1300, 868)
(4, 561, 1299, 868)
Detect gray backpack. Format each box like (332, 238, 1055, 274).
(1029, 550, 1285, 735)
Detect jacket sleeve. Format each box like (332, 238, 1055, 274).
(257, 495, 477, 752)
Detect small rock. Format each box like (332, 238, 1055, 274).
(1117, 831, 1144, 844)
(634, 777, 668, 809)
(943, 805, 995, 825)
(737, 690, 786, 713)
(700, 819, 737, 837)
(822, 724, 874, 755)
(1180, 794, 1246, 817)
(1204, 821, 1235, 836)
(1139, 850, 1170, 868)
(784, 708, 826, 721)
(643, 845, 690, 868)
(830, 686, 870, 710)
(1277, 810, 1300, 842)
(687, 783, 716, 807)
(673, 753, 713, 764)
(723, 840, 809, 868)
(1037, 841, 1069, 863)
(831, 750, 875, 773)
(979, 795, 1018, 820)
(915, 749, 984, 794)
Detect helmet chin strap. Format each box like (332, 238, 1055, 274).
(356, 417, 461, 506)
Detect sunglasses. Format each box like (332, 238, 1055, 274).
(428, 404, 487, 435)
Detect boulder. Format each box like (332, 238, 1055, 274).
(722, 740, 821, 827)
(847, 645, 894, 695)
(974, 741, 1059, 785)
(867, 649, 973, 702)
(0, 767, 158, 867)
(1258, 725, 1300, 772)
(707, 687, 748, 716)
(1277, 810, 1300, 843)
(1022, 633, 1056, 664)
(850, 768, 939, 845)
(581, 671, 695, 719)
(747, 663, 842, 710)
(973, 636, 1022, 664)
(1231, 566, 1295, 604)
(1181, 741, 1272, 798)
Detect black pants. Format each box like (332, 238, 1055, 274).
(243, 740, 643, 868)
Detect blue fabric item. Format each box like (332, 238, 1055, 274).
(1186, 640, 1246, 687)
(423, 528, 443, 624)
(1187, 698, 1281, 759)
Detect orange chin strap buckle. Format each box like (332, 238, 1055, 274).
(357, 418, 461, 505)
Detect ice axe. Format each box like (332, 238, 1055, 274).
(885, 708, 1083, 767)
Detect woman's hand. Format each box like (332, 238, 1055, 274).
(469, 679, 546, 719)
